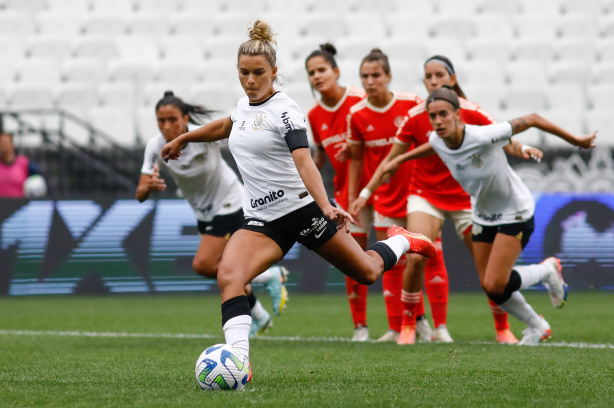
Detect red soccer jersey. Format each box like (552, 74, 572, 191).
(308, 85, 366, 209)
(348, 91, 421, 219)
(395, 97, 496, 211)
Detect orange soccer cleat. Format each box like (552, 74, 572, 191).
(396, 325, 416, 345)
(495, 328, 519, 344)
(387, 225, 437, 259)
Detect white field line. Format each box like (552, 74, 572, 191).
(0, 330, 612, 349)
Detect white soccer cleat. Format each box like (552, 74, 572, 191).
(416, 317, 433, 343)
(541, 257, 567, 309)
(249, 309, 272, 338)
(376, 329, 400, 342)
(431, 324, 454, 343)
(352, 326, 369, 342)
(518, 316, 551, 346)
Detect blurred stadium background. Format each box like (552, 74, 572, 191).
(0, 0, 613, 296)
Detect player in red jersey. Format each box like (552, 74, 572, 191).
(346, 48, 426, 343)
(305, 43, 371, 342)
(351, 55, 542, 345)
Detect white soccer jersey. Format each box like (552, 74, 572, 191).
(429, 122, 535, 226)
(141, 124, 243, 222)
(229, 92, 314, 221)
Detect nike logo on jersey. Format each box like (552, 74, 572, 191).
(300, 217, 327, 237)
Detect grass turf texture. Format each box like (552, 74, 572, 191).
(1, 292, 612, 407)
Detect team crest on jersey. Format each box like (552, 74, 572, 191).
(252, 114, 267, 130)
(470, 154, 484, 168)
(394, 116, 405, 128)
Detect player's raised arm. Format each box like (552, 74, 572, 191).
(508, 114, 597, 149)
(161, 116, 233, 162)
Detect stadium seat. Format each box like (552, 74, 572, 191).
(550, 62, 591, 86)
(81, 13, 126, 37)
(511, 39, 556, 65)
(35, 11, 83, 36)
(299, 13, 348, 41)
(502, 86, 548, 112)
(434, 0, 476, 17)
(0, 34, 26, 61)
(600, 15, 614, 37)
(154, 60, 204, 85)
(591, 62, 614, 84)
(455, 61, 507, 88)
(505, 61, 549, 86)
(461, 83, 503, 117)
(98, 82, 137, 109)
(169, 12, 216, 38)
(72, 36, 120, 60)
(136, 106, 159, 142)
(87, 106, 137, 147)
(423, 37, 466, 67)
(587, 84, 614, 110)
(476, 0, 522, 17)
(7, 83, 55, 108)
(384, 38, 430, 68)
(556, 15, 600, 39)
(585, 109, 614, 146)
(284, 35, 329, 62)
(0, 12, 36, 37)
(212, 13, 254, 37)
(108, 59, 154, 85)
(464, 38, 511, 64)
(189, 82, 245, 114)
(560, 0, 604, 16)
(197, 58, 239, 84)
(15, 58, 62, 84)
(126, 12, 171, 40)
(518, 0, 561, 16)
(116, 35, 160, 62)
(472, 14, 515, 41)
(335, 58, 364, 86)
(596, 38, 614, 62)
(546, 83, 586, 111)
(556, 38, 596, 63)
(141, 82, 192, 108)
(90, 0, 135, 13)
(204, 35, 242, 60)
(428, 17, 476, 41)
(178, 0, 218, 13)
(386, 13, 430, 39)
(55, 83, 99, 110)
(514, 16, 558, 40)
(45, 0, 91, 12)
(334, 37, 382, 61)
(61, 58, 107, 84)
(159, 35, 205, 60)
(133, 0, 179, 13)
(3, 0, 45, 12)
(25, 36, 72, 62)
(344, 12, 388, 40)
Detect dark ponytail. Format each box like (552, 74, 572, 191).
(155, 91, 215, 125)
(424, 55, 466, 99)
(305, 42, 339, 71)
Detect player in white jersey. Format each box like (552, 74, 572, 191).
(136, 91, 289, 338)
(381, 87, 596, 345)
(160, 20, 437, 379)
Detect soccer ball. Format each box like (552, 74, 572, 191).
(23, 174, 47, 198)
(195, 344, 250, 391)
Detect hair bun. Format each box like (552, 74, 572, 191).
(163, 90, 174, 97)
(247, 19, 276, 44)
(370, 47, 384, 54)
(320, 43, 337, 56)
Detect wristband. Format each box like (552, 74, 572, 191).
(358, 188, 372, 200)
(521, 144, 533, 154)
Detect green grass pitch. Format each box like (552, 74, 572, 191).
(1, 291, 613, 407)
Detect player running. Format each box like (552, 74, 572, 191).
(161, 20, 437, 373)
(351, 56, 542, 345)
(380, 86, 596, 345)
(136, 91, 288, 337)
(305, 43, 372, 341)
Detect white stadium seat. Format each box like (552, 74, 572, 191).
(465, 38, 511, 64)
(3, 0, 45, 12)
(45, 0, 90, 12)
(136, 106, 160, 141)
(81, 13, 126, 37)
(36, 11, 83, 36)
(344, 12, 388, 40)
(61, 58, 107, 84)
(505, 61, 550, 86)
(455, 61, 507, 88)
(15, 58, 62, 84)
(204, 35, 243, 60)
(542, 108, 586, 147)
(133, 0, 179, 13)
(560, 0, 604, 16)
(556, 39, 596, 63)
(434, 0, 476, 17)
(591, 63, 614, 84)
(514, 16, 558, 40)
(169, 12, 216, 38)
(189, 82, 245, 114)
(159, 35, 205, 60)
(0, 34, 26, 61)
(546, 83, 586, 111)
(116, 35, 160, 62)
(25, 36, 72, 62)
(386, 13, 430, 39)
(550, 62, 591, 86)
(596, 38, 614, 62)
(126, 12, 171, 40)
(0, 12, 36, 36)
(476, 0, 522, 16)
(72, 36, 120, 60)
(502, 86, 548, 112)
(585, 109, 614, 146)
(299, 13, 348, 41)
(98, 82, 137, 109)
(429, 17, 476, 41)
(55, 83, 99, 110)
(107, 59, 154, 85)
(7, 83, 55, 108)
(556, 15, 600, 39)
(87, 106, 137, 146)
(140, 82, 192, 108)
(587, 85, 614, 110)
(511, 39, 556, 65)
(90, 0, 134, 13)
(154, 60, 204, 84)
(472, 15, 515, 41)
